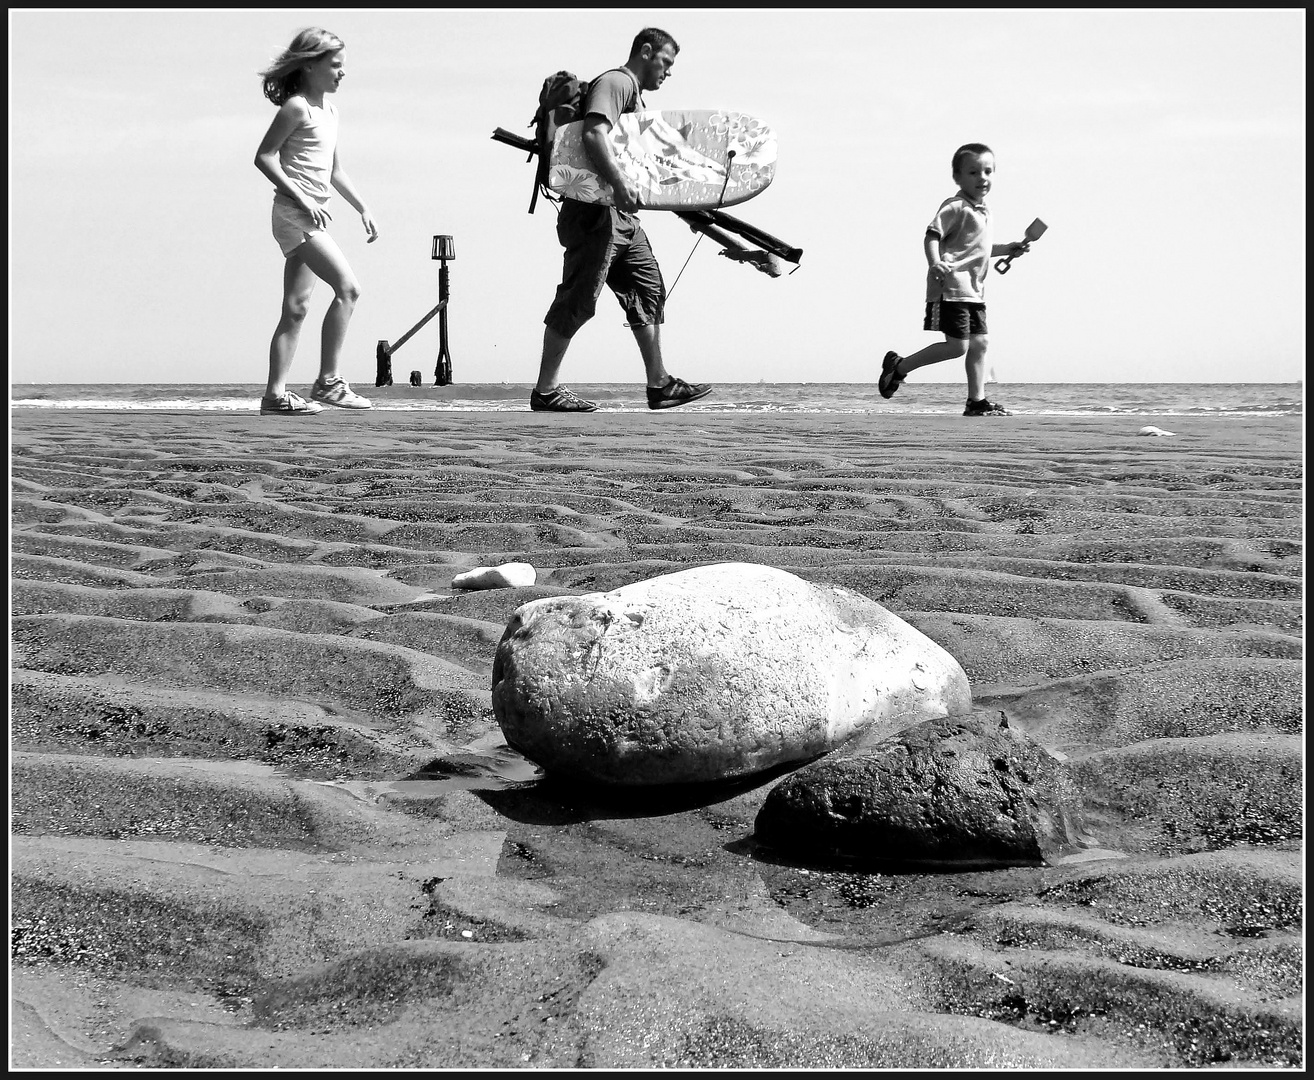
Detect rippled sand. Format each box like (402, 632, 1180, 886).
(10, 409, 1303, 1068)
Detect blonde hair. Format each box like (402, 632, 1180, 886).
(259, 27, 344, 106)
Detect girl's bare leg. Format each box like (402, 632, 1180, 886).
(296, 233, 361, 382)
(266, 254, 319, 397)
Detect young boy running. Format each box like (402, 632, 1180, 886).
(880, 143, 1031, 416)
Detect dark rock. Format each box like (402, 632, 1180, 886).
(755, 712, 1087, 870)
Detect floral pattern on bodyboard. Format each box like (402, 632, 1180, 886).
(548, 109, 777, 210)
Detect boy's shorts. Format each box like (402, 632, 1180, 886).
(924, 301, 987, 338)
(544, 200, 666, 339)
(272, 196, 326, 257)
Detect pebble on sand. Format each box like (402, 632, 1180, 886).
(452, 562, 537, 590)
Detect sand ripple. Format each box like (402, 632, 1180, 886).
(10, 411, 1303, 1068)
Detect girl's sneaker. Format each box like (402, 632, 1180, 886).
(310, 376, 373, 409)
(963, 398, 1011, 417)
(260, 391, 323, 415)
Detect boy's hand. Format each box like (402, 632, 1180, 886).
(361, 210, 379, 243)
(1006, 240, 1030, 258)
(929, 260, 950, 282)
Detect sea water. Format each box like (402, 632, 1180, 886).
(9, 382, 1303, 417)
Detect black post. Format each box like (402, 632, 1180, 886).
(375, 340, 393, 386)
(432, 235, 455, 386)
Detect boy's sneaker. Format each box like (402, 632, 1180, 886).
(963, 398, 1012, 417)
(879, 351, 906, 399)
(647, 376, 712, 410)
(260, 391, 322, 416)
(310, 376, 372, 409)
(530, 385, 598, 412)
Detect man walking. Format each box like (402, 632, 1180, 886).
(531, 27, 713, 412)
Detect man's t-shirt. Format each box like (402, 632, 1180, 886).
(584, 67, 643, 128)
(571, 67, 645, 220)
(925, 194, 993, 303)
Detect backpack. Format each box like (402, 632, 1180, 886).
(527, 70, 591, 214)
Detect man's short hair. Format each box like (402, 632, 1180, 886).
(631, 27, 679, 58)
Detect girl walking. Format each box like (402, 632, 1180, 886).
(255, 28, 377, 415)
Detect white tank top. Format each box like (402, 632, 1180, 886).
(277, 98, 338, 203)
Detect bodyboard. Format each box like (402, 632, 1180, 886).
(547, 109, 776, 210)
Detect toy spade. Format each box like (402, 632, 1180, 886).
(994, 217, 1047, 274)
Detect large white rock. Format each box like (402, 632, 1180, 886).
(491, 562, 973, 785)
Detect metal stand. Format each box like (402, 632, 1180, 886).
(434, 249, 453, 386)
(375, 235, 456, 387)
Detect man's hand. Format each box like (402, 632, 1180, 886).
(582, 116, 640, 212)
(609, 177, 641, 213)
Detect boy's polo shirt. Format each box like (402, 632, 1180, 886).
(926, 193, 993, 303)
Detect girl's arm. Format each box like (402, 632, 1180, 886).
(254, 100, 332, 228)
(331, 150, 378, 242)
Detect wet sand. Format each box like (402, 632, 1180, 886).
(10, 408, 1304, 1068)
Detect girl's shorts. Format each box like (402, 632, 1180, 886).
(272, 197, 326, 256)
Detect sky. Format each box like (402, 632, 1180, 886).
(8, 7, 1307, 386)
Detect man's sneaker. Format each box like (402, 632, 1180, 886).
(647, 376, 712, 410)
(260, 391, 322, 416)
(530, 385, 597, 412)
(310, 376, 372, 409)
(879, 351, 906, 399)
(963, 398, 1012, 417)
